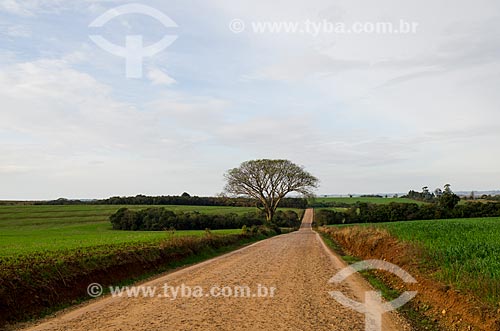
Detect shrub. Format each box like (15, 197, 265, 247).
(317, 202, 500, 225)
(110, 208, 265, 231)
(273, 210, 301, 228)
(110, 208, 302, 231)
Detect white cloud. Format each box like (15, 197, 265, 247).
(0, 57, 237, 198)
(0, 0, 67, 16)
(0, 59, 190, 165)
(147, 67, 177, 86)
(0, 0, 32, 16)
(5, 25, 31, 37)
(0, 0, 114, 16)
(2, 0, 500, 197)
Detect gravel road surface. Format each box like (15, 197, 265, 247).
(21, 209, 410, 331)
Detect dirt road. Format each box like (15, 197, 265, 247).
(22, 209, 410, 331)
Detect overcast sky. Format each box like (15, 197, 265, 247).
(1, 0, 499, 199)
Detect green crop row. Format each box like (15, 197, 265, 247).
(378, 217, 500, 304)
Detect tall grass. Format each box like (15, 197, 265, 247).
(379, 217, 500, 304)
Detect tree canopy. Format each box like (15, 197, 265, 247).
(224, 159, 319, 223)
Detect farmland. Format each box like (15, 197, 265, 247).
(0, 205, 303, 257)
(321, 216, 500, 330)
(311, 196, 428, 215)
(379, 217, 500, 303)
(323, 216, 500, 303)
(311, 196, 427, 205)
(0, 204, 299, 324)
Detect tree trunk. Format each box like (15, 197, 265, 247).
(265, 207, 274, 224)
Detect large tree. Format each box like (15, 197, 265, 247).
(224, 159, 318, 223)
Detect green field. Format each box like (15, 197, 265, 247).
(376, 217, 500, 303)
(311, 196, 426, 205)
(0, 205, 297, 257)
(1, 204, 289, 324)
(316, 207, 349, 212)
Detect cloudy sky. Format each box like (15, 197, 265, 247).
(1, 0, 499, 199)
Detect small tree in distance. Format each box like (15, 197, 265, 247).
(438, 184, 460, 209)
(224, 159, 319, 223)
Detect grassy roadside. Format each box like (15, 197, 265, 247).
(318, 231, 441, 331)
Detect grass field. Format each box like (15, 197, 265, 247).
(0, 205, 299, 257)
(322, 216, 500, 330)
(373, 217, 500, 303)
(311, 196, 426, 205)
(1, 204, 296, 324)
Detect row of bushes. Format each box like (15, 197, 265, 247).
(315, 202, 500, 225)
(36, 195, 308, 209)
(110, 208, 301, 231)
(308, 200, 355, 208)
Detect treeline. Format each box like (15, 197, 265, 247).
(315, 202, 500, 225)
(474, 195, 500, 201)
(310, 200, 355, 208)
(110, 208, 301, 231)
(403, 184, 461, 205)
(35, 194, 307, 209)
